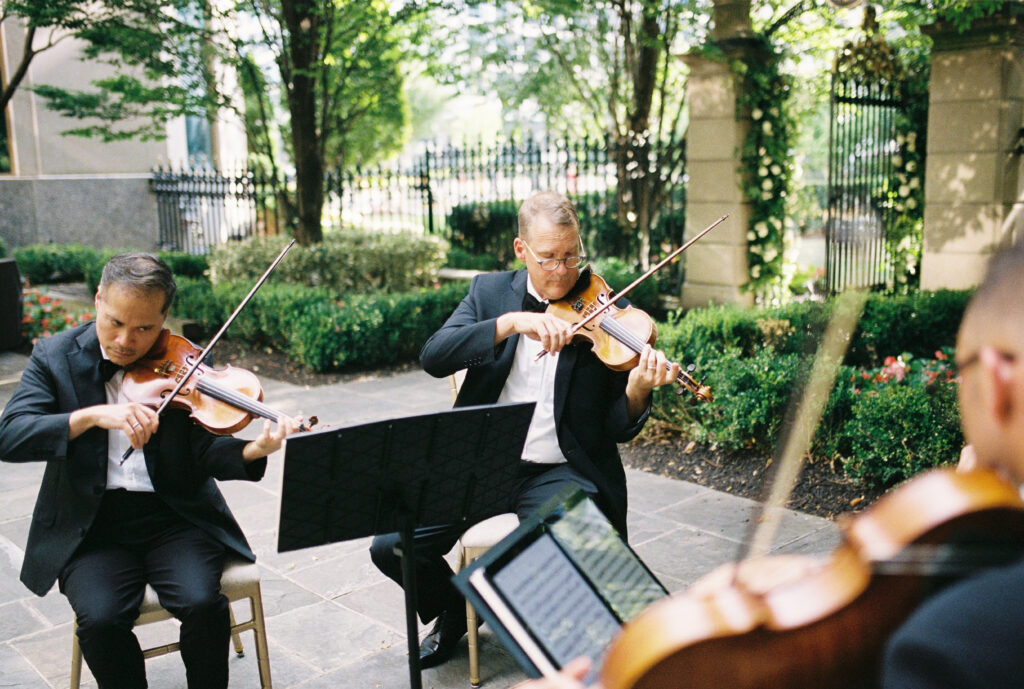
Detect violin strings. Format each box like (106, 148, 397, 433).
(599, 317, 682, 381)
(196, 378, 280, 422)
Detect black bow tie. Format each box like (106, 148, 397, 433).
(522, 292, 548, 313)
(99, 358, 122, 382)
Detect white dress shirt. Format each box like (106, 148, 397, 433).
(496, 278, 565, 464)
(101, 346, 155, 492)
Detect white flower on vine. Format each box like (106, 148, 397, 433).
(764, 247, 778, 262)
(770, 107, 779, 117)
(906, 161, 916, 173)
(755, 221, 769, 237)
(893, 155, 903, 168)
(909, 177, 920, 190)
(759, 147, 767, 156)
(747, 231, 757, 241)
(759, 166, 769, 177)
(770, 164, 781, 176)
(762, 178, 773, 191)
(752, 108, 763, 120)
(907, 198, 918, 209)
(899, 185, 910, 197)
(762, 121, 772, 134)
(897, 134, 906, 146)
(750, 244, 763, 254)
(762, 191, 773, 201)
(762, 156, 773, 167)
(771, 217, 782, 230)
(751, 265, 762, 278)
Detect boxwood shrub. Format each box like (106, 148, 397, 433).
(652, 291, 969, 489)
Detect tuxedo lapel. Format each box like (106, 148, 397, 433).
(69, 326, 107, 410)
(67, 325, 110, 479)
(493, 271, 529, 374)
(553, 343, 577, 425)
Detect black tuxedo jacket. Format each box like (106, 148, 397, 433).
(419, 270, 648, 534)
(882, 555, 1024, 687)
(0, 323, 265, 596)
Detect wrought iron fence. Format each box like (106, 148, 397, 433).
(825, 16, 912, 294)
(153, 136, 687, 273)
(151, 166, 283, 254)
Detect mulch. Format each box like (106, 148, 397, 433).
(211, 340, 887, 521)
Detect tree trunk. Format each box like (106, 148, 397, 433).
(614, 3, 660, 270)
(281, 0, 324, 245)
(0, 25, 37, 113)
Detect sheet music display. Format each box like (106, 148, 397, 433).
(454, 487, 666, 680)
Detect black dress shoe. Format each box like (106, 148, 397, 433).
(418, 609, 468, 668)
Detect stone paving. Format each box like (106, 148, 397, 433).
(0, 349, 840, 689)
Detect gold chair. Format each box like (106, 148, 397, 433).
(456, 514, 520, 687)
(448, 371, 520, 686)
(70, 558, 272, 689)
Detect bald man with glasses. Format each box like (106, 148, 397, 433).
(369, 190, 680, 669)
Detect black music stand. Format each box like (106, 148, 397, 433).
(277, 401, 535, 689)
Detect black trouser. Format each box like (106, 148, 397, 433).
(369, 462, 598, 624)
(60, 489, 229, 689)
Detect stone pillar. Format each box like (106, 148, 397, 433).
(681, 40, 759, 309)
(920, 11, 1024, 289)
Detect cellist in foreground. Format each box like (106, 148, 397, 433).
(0, 253, 300, 689)
(519, 239, 1024, 689)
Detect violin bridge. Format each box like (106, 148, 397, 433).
(154, 360, 177, 376)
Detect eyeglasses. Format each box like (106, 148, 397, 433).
(956, 349, 1018, 371)
(521, 238, 588, 272)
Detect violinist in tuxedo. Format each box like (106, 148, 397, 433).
(0, 253, 300, 689)
(369, 190, 681, 669)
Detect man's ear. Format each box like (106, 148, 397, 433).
(513, 237, 527, 263)
(979, 346, 1015, 423)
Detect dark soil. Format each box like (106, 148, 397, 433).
(215, 341, 885, 521)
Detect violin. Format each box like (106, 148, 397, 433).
(122, 330, 316, 436)
(120, 239, 300, 462)
(547, 269, 713, 402)
(599, 467, 1024, 689)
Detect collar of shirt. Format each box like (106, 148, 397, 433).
(526, 276, 548, 306)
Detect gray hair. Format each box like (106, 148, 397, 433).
(518, 191, 580, 240)
(99, 253, 177, 313)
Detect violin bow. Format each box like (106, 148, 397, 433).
(737, 289, 868, 565)
(536, 213, 728, 360)
(122, 239, 298, 462)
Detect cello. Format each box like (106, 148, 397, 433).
(599, 466, 1024, 689)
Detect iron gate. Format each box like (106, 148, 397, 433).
(826, 8, 907, 293)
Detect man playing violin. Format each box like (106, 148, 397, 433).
(0, 253, 301, 689)
(369, 190, 681, 669)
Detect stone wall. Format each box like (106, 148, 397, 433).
(0, 176, 159, 252)
(920, 13, 1024, 289)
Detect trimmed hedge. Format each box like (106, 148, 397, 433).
(173, 278, 468, 372)
(652, 291, 970, 489)
(13, 243, 208, 291)
(207, 230, 448, 294)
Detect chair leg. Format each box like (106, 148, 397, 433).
(70, 620, 83, 689)
(250, 588, 273, 689)
(467, 599, 481, 688)
(229, 605, 245, 658)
